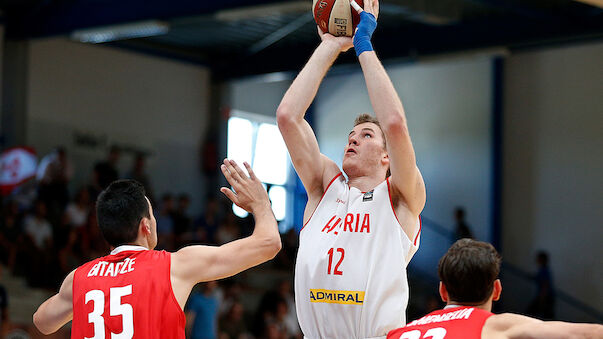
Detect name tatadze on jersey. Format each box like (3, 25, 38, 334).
(72, 246, 185, 339)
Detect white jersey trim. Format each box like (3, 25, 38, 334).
(110, 245, 148, 255)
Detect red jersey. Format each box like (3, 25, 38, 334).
(387, 306, 493, 339)
(72, 246, 185, 339)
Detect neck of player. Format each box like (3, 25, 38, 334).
(347, 174, 387, 193)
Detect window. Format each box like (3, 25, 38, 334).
(227, 111, 289, 229)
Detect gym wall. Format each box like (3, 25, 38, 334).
(25, 37, 211, 210)
(502, 41, 603, 316)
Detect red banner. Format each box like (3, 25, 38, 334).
(0, 147, 38, 195)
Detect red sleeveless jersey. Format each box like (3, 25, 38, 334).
(72, 246, 185, 339)
(387, 306, 493, 339)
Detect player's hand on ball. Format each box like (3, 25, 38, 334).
(220, 159, 270, 214)
(317, 26, 354, 52)
(351, 0, 378, 19)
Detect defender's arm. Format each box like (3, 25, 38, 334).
(33, 270, 75, 335)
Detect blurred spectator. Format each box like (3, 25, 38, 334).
(216, 213, 240, 245)
(58, 229, 83, 277)
(0, 201, 22, 271)
(82, 209, 110, 260)
(23, 200, 53, 251)
(217, 279, 242, 317)
(254, 290, 289, 339)
(527, 250, 555, 320)
(156, 194, 175, 250)
(36, 147, 72, 217)
(187, 281, 221, 339)
(273, 228, 298, 270)
(94, 146, 120, 190)
(195, 196, 222, 244)
(172, 193, 192, 244)
(64, 188, 90, 230)
(219, 302, 250, 339)
(276, 280, 301, 339)
(0, 265, 8, 337)
(127, 154, 154, 202)
(453, 207, 473, 240)
(23, 200, 54, 287)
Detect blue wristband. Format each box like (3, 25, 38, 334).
(354, 12, 377, 57)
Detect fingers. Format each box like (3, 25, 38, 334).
(221, 159, 245, 184)
(359, 0, 378, 19)
(350, 0, 363, 13)
(220, 187, 239, 205)
(220, 162, 239, 189)
(243, 162, 257, 181)
(229, 159, 249, 181)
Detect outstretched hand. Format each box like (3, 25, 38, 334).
(317, 26, 354, 53)
(220, 159, 270, 214)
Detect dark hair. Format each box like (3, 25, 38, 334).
(96, 179, 150, 247)
(438, 239, 502, 304)
(353, 114, 390, 178)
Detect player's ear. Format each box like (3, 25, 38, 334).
(492, 279, 502, 301)
(439, 282, 448, 302)
(381, 152, 389, 166)
(140, 217, 151, 235)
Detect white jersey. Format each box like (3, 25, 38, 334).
(295, 173, 420, 339)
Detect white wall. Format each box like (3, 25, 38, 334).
(503, 41, 603, 315)
(26, 38, 211, 210)
(227, 74, 292, 117)
(315, 57, 494, 242)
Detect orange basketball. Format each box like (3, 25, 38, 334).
(313, 0, 363, 37)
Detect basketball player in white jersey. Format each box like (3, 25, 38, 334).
(276, 0, 425, 337)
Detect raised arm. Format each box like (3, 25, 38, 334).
(170, 160, 281, 306)
(276, 31, 352, 200)
(353, 0, 426, 217)
(33, 270, 74, 335)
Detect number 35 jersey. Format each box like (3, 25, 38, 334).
(72, 246, 185, 339)
(295, 173, 421, 339)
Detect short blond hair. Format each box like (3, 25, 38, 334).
(353, 114, 390, 178)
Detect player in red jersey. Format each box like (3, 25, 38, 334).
(387, 239, 602, 339)
(33, 159, 281, 338)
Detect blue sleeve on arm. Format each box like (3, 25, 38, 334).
(353, 12, 377, 57)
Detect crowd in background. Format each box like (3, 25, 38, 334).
(0, 146, 301, 339)
(0, 146, 557, 338)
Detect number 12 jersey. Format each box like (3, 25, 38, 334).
(295, 173, 421, 339)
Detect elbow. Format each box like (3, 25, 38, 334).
(33, 311, 52, 335)
(263, 235, 282, 261)
(382, 114, 408, 136)
(276, 104, 295, 128)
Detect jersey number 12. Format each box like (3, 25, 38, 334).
(327, 248, 344, 275)
(85, 285, 134, 339)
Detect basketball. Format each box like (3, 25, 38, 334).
(313, 0, 363, 37)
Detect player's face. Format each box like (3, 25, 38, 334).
(342, 122, 388, 177)
(145, 197, 158, 249)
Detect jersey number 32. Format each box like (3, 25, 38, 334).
(398, 328, 447, 339)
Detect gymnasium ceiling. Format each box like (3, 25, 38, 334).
(2, 0, 603, 79)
